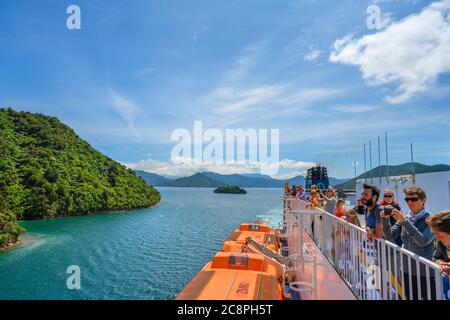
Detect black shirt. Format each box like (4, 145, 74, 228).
(433, 241, 450, 263)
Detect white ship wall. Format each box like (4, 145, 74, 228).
(356, 171, 450, 214)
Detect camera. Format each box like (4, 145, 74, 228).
(384, 205, 394, 216)
(355, 204, 366, 215)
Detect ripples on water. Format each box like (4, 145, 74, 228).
(0, 187, 283, 300)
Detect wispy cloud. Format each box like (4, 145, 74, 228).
(110, 89, 140, 140)
(330, 0, 450, 104)
(304, 47, 323, 62)
(276, 87, 347, 105)
(331, 105, 379, 114)
(212, 86, 284, 114)
(227, 39, 269, 83)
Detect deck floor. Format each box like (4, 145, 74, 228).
(291, 225, 357, 300)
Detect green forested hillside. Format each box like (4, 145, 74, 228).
(0, 108, 160, 230)
(0, 199, 25, 248)
(165, 173, 223, 187)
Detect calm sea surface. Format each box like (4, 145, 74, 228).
(0, 187, 283, 300)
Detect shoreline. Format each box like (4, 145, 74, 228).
(16, 201, 161, 222)
(2, 202, 161, 252)
(0, 238, 22, 252)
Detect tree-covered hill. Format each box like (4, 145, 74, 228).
(0, 198, 25, 248)
(164, 173, 223, 187)
(0, 108, 160, 225)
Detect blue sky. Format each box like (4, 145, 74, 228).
(1, 0, 450, 178)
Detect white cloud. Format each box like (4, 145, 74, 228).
(212, 86, 284, 114)
(227, 39, 268, 82)
(124, 157, 315, 179)
(304, 48, 323, 62)
(270, 171, 305, 180)
(276, 88, 346, 105)
(331, 105, 379, 113)
(110, 89, 140, 139)
(203, 85, 345, 119)
(330, 0, 450, 104)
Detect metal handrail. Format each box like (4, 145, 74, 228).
(282, 196, 446, 300)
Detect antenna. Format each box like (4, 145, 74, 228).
(410, 143, 415, 185)
(364, 143, 367, 183)
(378, 136, 381, 185)
(385, 132, 389, 185)
(369, 140, 373, 184)
(352, 160, 357, 193)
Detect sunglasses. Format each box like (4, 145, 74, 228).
(384, 195, 393, 198)
(404, 197, 420, 203)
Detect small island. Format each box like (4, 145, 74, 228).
(214, 186, 247, 194)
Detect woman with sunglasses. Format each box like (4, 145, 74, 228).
(426, 210, 450, 276)
(380, 189, 402, 246)
(380, 186, 436, 299)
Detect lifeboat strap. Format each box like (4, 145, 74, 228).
(256, 253, 267, 300)
(245, 237, 286, 265)
(223, 272, 238, 300)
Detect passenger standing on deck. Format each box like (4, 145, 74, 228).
(361, 183, 384, 240)
(284, 181, 290, 196)
(380, 186, 436, 299)
(307, 189, 322, 209)
(321, 187, 337, 215)
(307, 186, 322, 242)
(291, 185, 297, 197)
(344, 209, 361, 228)
(426, 210, 450, 276)
(335, 199, 346, 218)
(381, 189, 402, 246)
(295, 185, 306, 201)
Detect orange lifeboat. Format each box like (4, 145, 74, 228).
(176, 252, 283, 300)
(222, 223, 280, 253)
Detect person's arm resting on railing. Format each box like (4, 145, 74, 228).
(433, 242, 447, 265)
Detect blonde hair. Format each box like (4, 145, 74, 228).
(327, 187, 336, 197)
(345, 209, 361, 228)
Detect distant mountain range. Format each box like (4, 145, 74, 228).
(335, 162, 450, 190)
(135, 170, 350, 188)
(134, 171, 173, 186)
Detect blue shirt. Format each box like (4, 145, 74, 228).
(296, 191, 306, 201)
(365, 204, 383, 230)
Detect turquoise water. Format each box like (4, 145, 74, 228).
(0, 187, 283, 300)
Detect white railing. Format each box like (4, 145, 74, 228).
(280, 198, 318, 299)
(282, 196, 446, 300)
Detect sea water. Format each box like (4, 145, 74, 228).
(0, 187, 283, 300)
